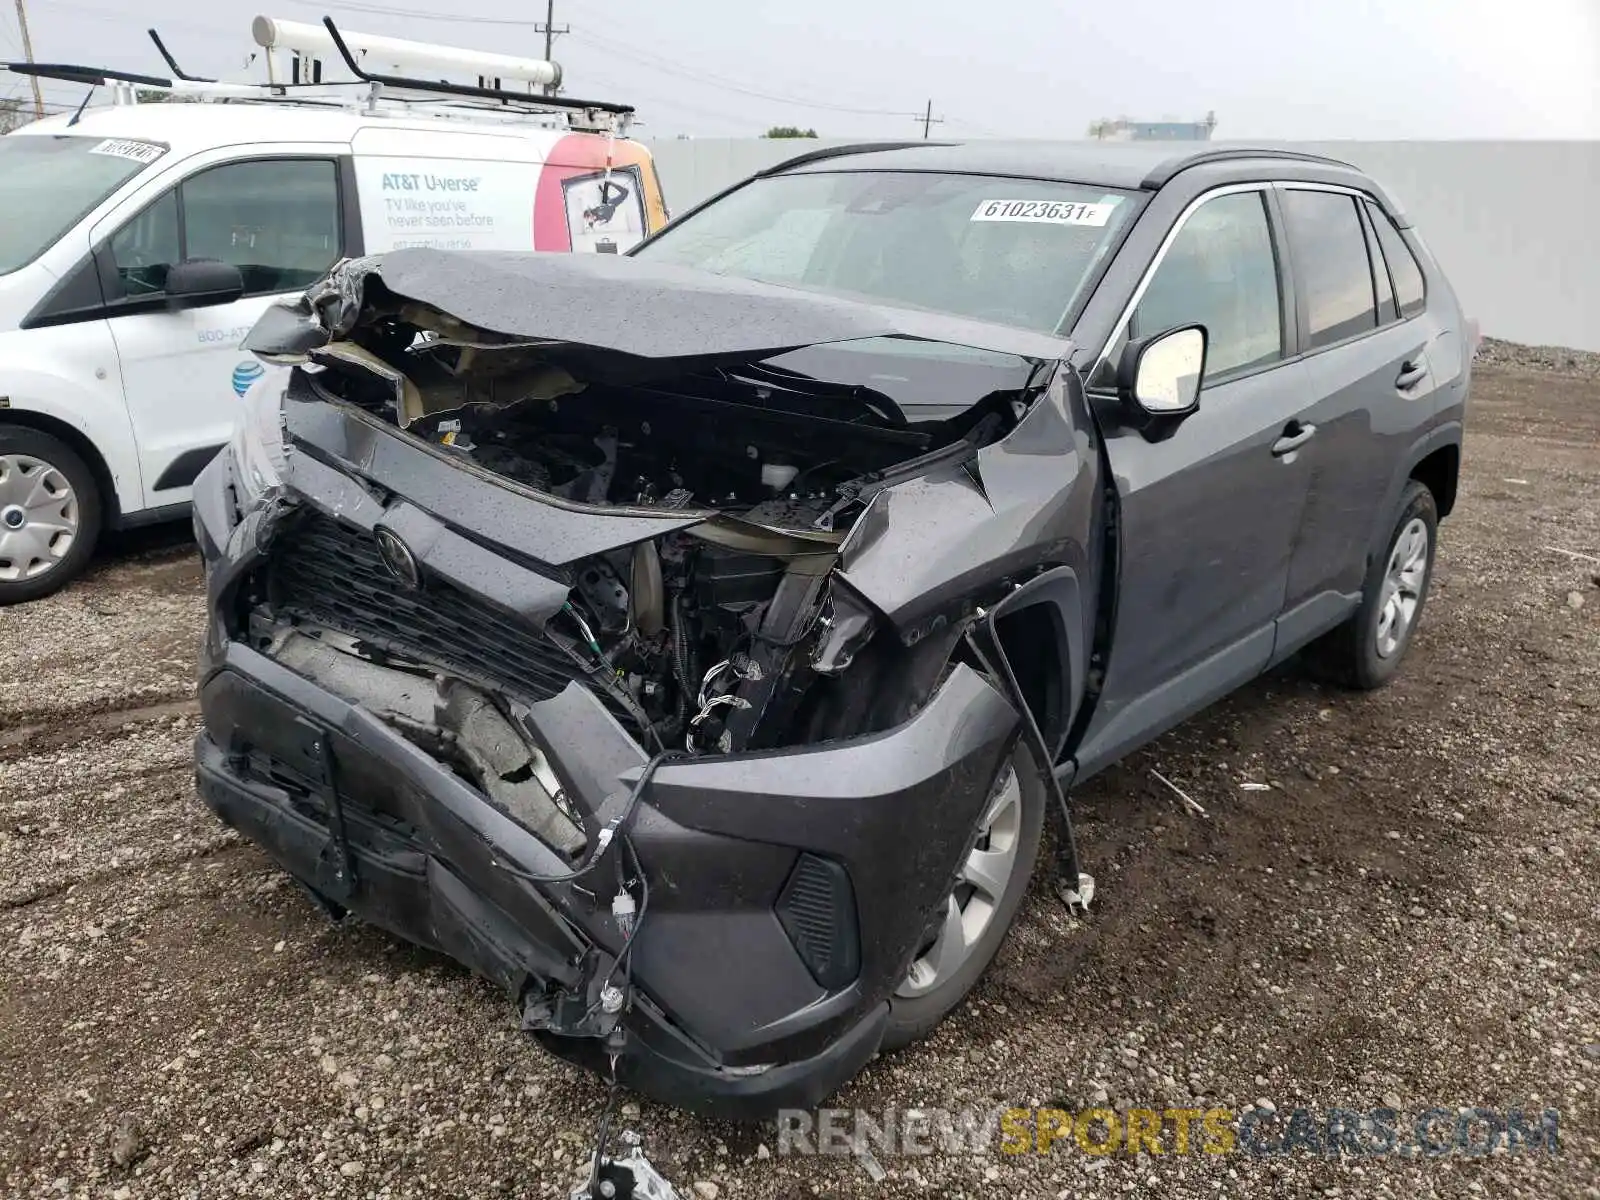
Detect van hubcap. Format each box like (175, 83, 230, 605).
(1375, 517, 1429, 659)
(896, 763, 1022, 1000)
(0, 454, 80, 582)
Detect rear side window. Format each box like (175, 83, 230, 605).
(1364, 200, 1427, 319)
(1281, 189, 1377, 349)
(106, 158, 341, 300)
(1131, 190, 1283, 380)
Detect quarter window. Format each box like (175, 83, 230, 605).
(1132, 190, 1283, 380)
(108, 190, 181, 297)
(107, 158, 340, 301)
(1281, 189, 1377, 349)
(1364, 200, 1427, 319)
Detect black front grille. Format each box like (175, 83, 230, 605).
(266, 512, 607, 712)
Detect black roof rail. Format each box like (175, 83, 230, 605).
(1143, 146, 1360, 188)
(148, 28, 215, 83)
(320, 16, 632, 116)
(756, 140, 957, 177)
(5, 61, 172, 89)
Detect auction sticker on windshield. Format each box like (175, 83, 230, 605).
(89, 138, 166, 165)
(971, 199, 1115, 226)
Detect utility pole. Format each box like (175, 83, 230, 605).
(917, 99, 944, 139)
(14, 0, 44, 120)
(536, 0, 568, 97)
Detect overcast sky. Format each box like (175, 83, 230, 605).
(4, 0, 1597, 139)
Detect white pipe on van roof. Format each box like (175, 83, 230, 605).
(251, 15, 561, 88)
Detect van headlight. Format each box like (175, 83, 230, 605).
(229, 369, 289, 503)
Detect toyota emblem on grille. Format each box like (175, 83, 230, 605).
(374, 528, 421, 590)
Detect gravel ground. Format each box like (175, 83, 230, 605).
(2, 363, 1597, 1200)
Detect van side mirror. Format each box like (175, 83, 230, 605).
(164, 259, 245, 311)
(1117, 324, 1207, 427)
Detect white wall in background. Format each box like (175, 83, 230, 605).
(643, 138, 1600, 353)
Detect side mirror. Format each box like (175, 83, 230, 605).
(1117, 324, 1207, 426)
(164, 258, 245, 311)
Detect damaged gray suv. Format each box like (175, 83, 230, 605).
(193, 142, 1472, 1117)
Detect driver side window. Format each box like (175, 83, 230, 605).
(105, 158, 341, 302)
(1131, 190, 1284, 382)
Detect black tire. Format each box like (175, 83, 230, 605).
(881, 740, 1046, 1052)
(0, 426, 103, 607)
(1304, 480, 1438, 690)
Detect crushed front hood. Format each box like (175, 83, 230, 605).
(243, 249, 1077, 364)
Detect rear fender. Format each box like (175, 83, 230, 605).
(1367, 421, 1462, 562)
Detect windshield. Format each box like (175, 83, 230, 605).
(0, 134, 167, 276)
(633, 170, 1137, 333)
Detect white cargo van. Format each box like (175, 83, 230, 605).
(0, 18, 667, 602)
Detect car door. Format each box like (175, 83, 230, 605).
(1273, 186, 1454, 653)
(94, 154, 348, 511)
(1072, 186, 1319, 777)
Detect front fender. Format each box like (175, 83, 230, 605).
(835, 362, 1100, 641)
(0, 325, 144, 518)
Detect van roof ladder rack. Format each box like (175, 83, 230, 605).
(5, 15, 634, 129)
(5, 61, 173, 89)
(318, 16, 633, 117)
(148, 28, 216, 83)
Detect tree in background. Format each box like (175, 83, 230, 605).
(1, 97, 27, 134)
(764, 126, 818, 139)
(135, 89, 200, 104)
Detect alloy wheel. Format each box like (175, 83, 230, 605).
(1375, 516, 1430, 659)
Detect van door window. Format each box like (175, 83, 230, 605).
(183, 160, 340, 293)
(106, 158, 341, 301)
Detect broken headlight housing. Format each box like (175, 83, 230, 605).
(228, 367, 290, 504)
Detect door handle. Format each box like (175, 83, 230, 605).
(1395, 359, 1429, 390)
(1271, 421, 1316, 457)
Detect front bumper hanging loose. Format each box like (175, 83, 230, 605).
(192, 446, 1026, 1117)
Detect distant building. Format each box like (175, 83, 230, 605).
(1089, 112, 1217, 141)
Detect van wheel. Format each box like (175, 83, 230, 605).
(0, 427, 102, 606)
(882, 740, 1045, 1051)
(1304, 480, 1438, 690)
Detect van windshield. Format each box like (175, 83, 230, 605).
(0, 134, 168, 276)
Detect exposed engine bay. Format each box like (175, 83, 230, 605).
(267, 260, 1053, 769)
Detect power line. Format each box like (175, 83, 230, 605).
(567, 28, 920, 117)
(916, 99, 945, 138)
(286, 0, 553, 28)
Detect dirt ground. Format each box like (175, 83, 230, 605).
(2, 363, 1596, 1200)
